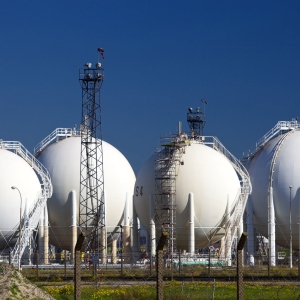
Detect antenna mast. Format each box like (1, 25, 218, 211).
(78, 52, 105, 260)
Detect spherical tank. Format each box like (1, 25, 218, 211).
(133, 141, 241, 250)
(0, 149, 41, 249)
(247, 130, 300, 249)
(36, 136, 136, 250)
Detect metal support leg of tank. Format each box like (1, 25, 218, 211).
(268, 187, 276, 266)
(111, 239, 117, 264)
(38, 207, 45, 265)
(238, 217, 243, 266)
(100, 227, 107, 264)
(246, 196, 255, 266)
(132, 202, 139, 264)
(225, 196, 232, 267)
(149, 194, 156, 276)
(150, 193, 156, 260)
(70, 190, 77, 264)
(188, 193, 195, 254)
(44, 205, 49, 264)
(123, 192, 131, 264)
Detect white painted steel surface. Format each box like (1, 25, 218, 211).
(36, 135, 136, 250)
(248, 129, 300, 249)
(0, 149, 41, 249)
(134, 140, 241, 250)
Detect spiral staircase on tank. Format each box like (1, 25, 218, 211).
(0, 141, 53, 266)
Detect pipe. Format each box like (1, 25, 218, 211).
(44, 204, 49, 264)
(268, 187, 276, 266)
(246, 195, 255, 266)
(123, 192, 131, 263)
(132, 198, 139, 263)
(149, 193, 156, 258)
(70, 190, 77, 264)
(225, 195, 232, 266)
(38, 206, 44, 264)
(188, 193, 195, 253)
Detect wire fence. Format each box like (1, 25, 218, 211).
(2, 250, 300, 299)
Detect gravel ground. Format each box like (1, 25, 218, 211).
(0, 262, 55, 300)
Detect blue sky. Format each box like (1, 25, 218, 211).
(1, 1, 299, 175)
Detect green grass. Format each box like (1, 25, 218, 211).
(43, 281, 300, 300)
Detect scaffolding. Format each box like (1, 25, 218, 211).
(154, 133, 187, 255)
(78, 61, 105, 255)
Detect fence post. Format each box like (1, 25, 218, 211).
(156, 232, 168, 300)
(237, 232, 248, 300)
(74, 233, 85, 300)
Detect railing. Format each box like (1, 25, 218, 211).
(0, 141, 53, 265)
(202, 136, 251, 193)
(198, 137, 251, 263)
(256, 120, 298, 149)
(34, 128, 80, 155)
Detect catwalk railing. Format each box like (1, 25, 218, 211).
(34, 127, 80, 155)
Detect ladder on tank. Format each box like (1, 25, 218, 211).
(154, 133, 187, 254)
(0, 141, 52, 265)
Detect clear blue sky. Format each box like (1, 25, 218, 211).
(1, 1, 299, 175)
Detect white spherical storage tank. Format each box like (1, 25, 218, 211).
(36, 134, 136, 251)
(247, 127, 300, 250)
(0, 148, 41, 250)
(133, 140, 241, 250)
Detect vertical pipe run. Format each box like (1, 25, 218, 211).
(132, 201, 139, 263)
(225, 196, 232, 266)
(268, 187, 276, 266)
(38, 207, 44, 264)
(149, 194, 156, 258)
(44, 205, 49, 264)
(188, 193, 195, 254)
(246, 196, 255, 266)
(70, 190, 77, 264)
(123, 192, 131, 263)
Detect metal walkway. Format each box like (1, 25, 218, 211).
(34, 127, 79, 156)
(0, 141, 53, 265)
(242, 120, 299, 164)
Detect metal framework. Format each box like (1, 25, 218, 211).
(154, 134, 186, 255)
(187, 107, 206, 137)
(0, 141, 52, 265)
(78, 62, 105, 253)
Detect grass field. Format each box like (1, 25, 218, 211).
(41, 281, 300, 300)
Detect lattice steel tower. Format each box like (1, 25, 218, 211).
(79, 61, 105, 254)
(187, 105, 206, 138)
